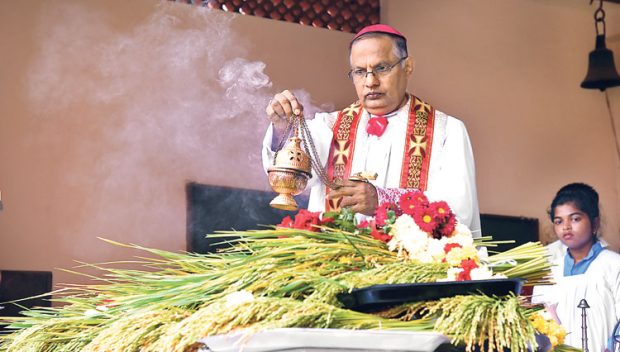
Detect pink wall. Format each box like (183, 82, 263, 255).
(0, 0, 619, 287)
(384, 0, 620, 248)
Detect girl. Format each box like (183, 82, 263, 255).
(533, 183, 620, 352)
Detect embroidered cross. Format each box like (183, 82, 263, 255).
(342, 103, 360, 117)
(333, 140, 351, 164)
(414, 101, 431, 114)
(408, 135, 427, 157)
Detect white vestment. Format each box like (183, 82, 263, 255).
(262, 97, 481, 235)
(532, 240, 620, 352)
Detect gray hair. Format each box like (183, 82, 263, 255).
(349, 32, 408, 63)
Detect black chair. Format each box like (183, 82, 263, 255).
(480, 214, 539, 253)
(186, 183, 309, 254)
(0, 270, 52, 331)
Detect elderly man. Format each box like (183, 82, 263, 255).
(262, 24, 481, 235)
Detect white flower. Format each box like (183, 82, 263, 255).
(441, 267, 463, 281)
(388, 214, 431, 260)
(469, 266, 494, 280)
(469, 266, 507, 280)
(390, 214, 418, 238)
(452, 222, 472, 237)
(225, 290, 254, 307)
(449, 231, 474, 247)
(384, 213, 484, 271)
(427, 238, 446, 262)
(444, 245, 478, 266)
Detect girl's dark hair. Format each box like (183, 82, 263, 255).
(548, 182, 600, 222)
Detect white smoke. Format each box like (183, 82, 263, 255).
(24, 1, 334, 259)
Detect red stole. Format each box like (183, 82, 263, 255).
(324, 95, 435, 212)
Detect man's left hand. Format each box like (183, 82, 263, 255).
(327, 180, 378, 216)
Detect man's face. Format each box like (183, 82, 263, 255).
(349, 35, 413, 115)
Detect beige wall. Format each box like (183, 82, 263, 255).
(0, 0, 619, 287)
(0, 0, 353, 286)
(384, 0, 620, 247)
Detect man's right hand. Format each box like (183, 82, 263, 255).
(266, 90, 304, 134)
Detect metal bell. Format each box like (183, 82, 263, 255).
(581, 34, 620, 91)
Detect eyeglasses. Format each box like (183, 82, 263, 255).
(348, 56, 408, 81)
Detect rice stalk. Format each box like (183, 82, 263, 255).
(420, 294, 537, 352)
(0, 229, 554, 352)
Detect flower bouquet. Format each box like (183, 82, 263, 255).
(0, 192, 573, 352)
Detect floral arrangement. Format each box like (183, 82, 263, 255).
(277, 190, 505, 282)
(0, 193, 561, 352)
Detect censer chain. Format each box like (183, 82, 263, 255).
(272, 118, 295, 162)
(296, 115, 341, 190)
(272, 114, 340, 189)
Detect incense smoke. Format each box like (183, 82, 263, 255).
(24, 1, 333, 262)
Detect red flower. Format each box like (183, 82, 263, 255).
(357, 219, 370, 229)
(461, 258, 478, 271)
(366, 116, 389, 137)
(444, 242, 462, 254)
(277, 216, 294, 228)
(430, 201, 452, 221)
(375, 202, 398, 227)
(370, 228, 391, 242)
(456, 258, 479, 281)
(437, 214, 456, 238)
(293, 209, 321, 232)
(398, 191, 429, 215)
(413, 206, 437, 233)
(457, 269, 471, 281)
(321, 216, 334, 225)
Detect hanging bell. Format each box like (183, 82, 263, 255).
(267, 136, 312, 211)
(581, 34, 620, 91)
